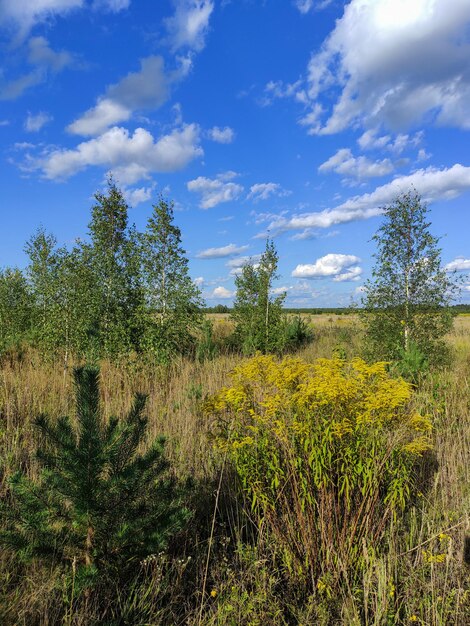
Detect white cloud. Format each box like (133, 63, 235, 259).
(0, 36, 73, 100)
(357, 129, 423, 154)
(258, 164, 470, 236)
(68, 56, 186, 136)
(294, 0, 313, 12)
(247, 182, 291, 202)
(187, 172, 243, 209)
(445, 257, 470, 272)
(194, 276, 204, 287)
(292, 254, 362, 282)
(0, 0, 128, 35)
(165, 0, 214, 52)
(211, 285, 233, 299)
(208, 126, 235, 144)
(68, 99, 131, 136)
(123, 184, 155, 207)
(226, 254, 261, 275)
(0, 0, 83, 34)
(417, 148, 432, 162)
(24, 111, 52, 132)
(318, 148, 394, 179)
(92, 0, 130, 11)
(357, 129, 391, 151)
(294, 0, 332, 14)
(28, 36, 72, 71)
(196, 243, 249, 259)
(301, 0, 470, 134)
(226, 254, 261, 269)
(33, 123, 202, 180)
(262, 79, 305, 107)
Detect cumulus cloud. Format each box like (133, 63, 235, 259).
(194, 276, 204, 287)
(318, 148, 394, 179)
(196, 243, 249, 259)
(165, 0, 214, 52)
(187, 172, 243, 209)
(123, 184, 155, 207)
(300, 0, 470, 134)
(258, 164, 470, 237)
(211, 285, 233, 299)
(292, 254, 362, 282)
(207, 126, 235, 143)
(247, 182, 291, 202)
(68, 56, 188, 136)
(31, 123, 202, 181)
(445, 257, 470, 272)
(24, 111, 52, 132)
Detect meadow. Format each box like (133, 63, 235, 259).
(0, 313, 468, 624)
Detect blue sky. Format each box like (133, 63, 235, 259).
(0, 0, 469, 306)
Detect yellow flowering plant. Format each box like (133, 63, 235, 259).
(205, 354, 432, 585)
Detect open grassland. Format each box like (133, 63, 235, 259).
(0, 315, 469, 624)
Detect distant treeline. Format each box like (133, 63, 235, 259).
(205, 305, 353, 314)
(205, 304, 470, 315)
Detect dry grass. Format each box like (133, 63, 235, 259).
(0, 314, 469, 624)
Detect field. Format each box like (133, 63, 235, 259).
(0, 314, 469, 624)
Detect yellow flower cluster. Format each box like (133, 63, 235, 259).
(207, 354, 431, 454)
(206, 354, 433, 580)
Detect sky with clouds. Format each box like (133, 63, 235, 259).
(1, 0, 469, 306)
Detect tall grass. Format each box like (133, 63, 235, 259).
(0, 314, 468, 624)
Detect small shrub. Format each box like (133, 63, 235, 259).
(206, 355, 432, 590)
(196, 319, 218, 362)
(395, 340, 429, 385)
(0, 366, 190, 598)
(280, 315, 314, 353)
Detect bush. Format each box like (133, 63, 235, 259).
(206, 355, 432, 590)
(280, 315, 313, 352)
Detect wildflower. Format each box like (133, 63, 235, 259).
(210, 589, 217, 598)
(422, 549, 446, 564)
(409, 615, 419, 622)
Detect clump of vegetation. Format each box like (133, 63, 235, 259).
(206, 354, 432, 591)
(0, 366, 189, 603)
(231, 239, 286, 355)
(361, 190, 460, 371)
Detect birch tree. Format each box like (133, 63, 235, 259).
(361, 190, 459, 364)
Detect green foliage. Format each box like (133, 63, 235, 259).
(196, 319, 219, 362)
(140, 197, 203, 362)
(231, 239, 286, 355)
(207, 354, 432, 590)
(0, 366, 189, 595)
(0, 267, 33, 353)
(1, 181, 205, 363)
(361, 190, 460, 367)
(280, 315, 314, 352)
(85, 178, 144, 358)
(394, 340, 429, 385)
